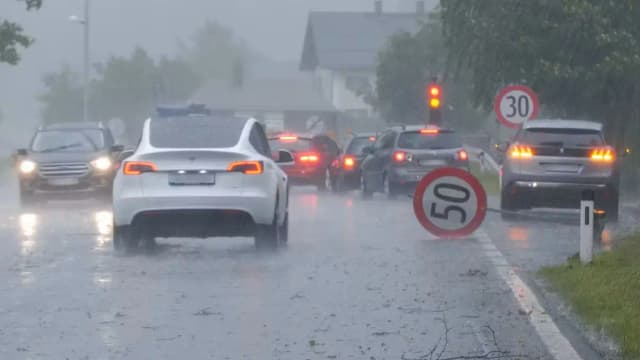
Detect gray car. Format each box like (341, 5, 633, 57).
(499, 120, 621, 221)
(360, 126, 469, 198)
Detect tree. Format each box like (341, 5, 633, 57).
(440, 0, 640, 142)
(39, 66, 83, 123)
(0, 0, 42, 65)
(179, 20, 249, 82)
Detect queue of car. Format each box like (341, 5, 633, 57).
(12, 105, 625, 251)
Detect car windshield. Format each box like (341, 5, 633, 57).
(269, 138, 315, 152)
(520, 128, 604, 147)
(31, 129, 104, 153)
(397, 131, 462, 150)
(346, 137, 376, 155)
(150, 116, 243, 148)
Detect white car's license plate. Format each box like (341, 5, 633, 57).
(169, 173, 215, 186)
(48, 178, 80, 186)
(419, 159, 446, 167)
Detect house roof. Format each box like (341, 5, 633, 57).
(191, 77, 336, 113)
(300, 12, 425, 71)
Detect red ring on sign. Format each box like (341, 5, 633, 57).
(413, 167, 487, 238)
(494, 85, 539, 129)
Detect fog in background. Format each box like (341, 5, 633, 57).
(0, 0, 436, 149)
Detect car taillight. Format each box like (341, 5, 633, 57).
(298, 153, 320, 163)
(344, 156, 356, 170)
(591, 147, 615, 162)
(509, 145, 534, 159)
(457, 150, 469, 161)
(393, 151, 407, 163)
(227, 161, 264, 175)
(123, 161, 157, 175)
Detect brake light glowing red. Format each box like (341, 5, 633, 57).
(227, 161, 264, 175)
(591, 147, 615, 162)
(343, 156, 356, 170)
(458, 150, 469, 161)
(298, 153, 320, 163)
(279, 135, 298, 142)
(369, 136, 376, 142)
(123, 161, 157, 175)
(420, 128, 439, 135)
(393, 151, 407, 163)
(509, 144, 534, 159)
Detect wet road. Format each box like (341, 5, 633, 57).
(0, 181, 633, 359)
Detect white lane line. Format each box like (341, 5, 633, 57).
(476, 229, 583, 360)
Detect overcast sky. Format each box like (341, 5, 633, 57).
(0, 0, 436, 134)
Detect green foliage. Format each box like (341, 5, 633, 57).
(0, 0, 42, 65)
(376, 13, 485, 129)
(541, 234, 640, 357)
(39, 66, 83, 123)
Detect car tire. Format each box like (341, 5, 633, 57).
(383, 173, 397, 199)
(279, 211, 289, 244)
(113, 225, 137, 253)
(604, 197, 619, 223)
(255, 200, 282, 250)
(315, 169, 329, 192)
(19, 183, 36, 206)
(331, 173, 344, 193)
(500, 188, 518, 221)
(360, 175, 373, 199)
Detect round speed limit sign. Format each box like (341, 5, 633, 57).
(494, 85, 539, 129)
(413, 168, 487, 238)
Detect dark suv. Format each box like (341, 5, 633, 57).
(360, 126, 469, 198)
(15, 122, 123, 203)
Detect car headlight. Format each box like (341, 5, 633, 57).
(19, 160, 37, 174)
(91, 157, 113, 171)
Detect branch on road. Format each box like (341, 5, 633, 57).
(402, 319, 531, 360)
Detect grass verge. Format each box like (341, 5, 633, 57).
(469, 162, 499, 195)
(540, 234, 640, 358)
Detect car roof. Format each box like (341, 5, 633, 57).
(351, 132, 377, 138)
(42, 122, 106, 131)
(522, 119, 603, 131)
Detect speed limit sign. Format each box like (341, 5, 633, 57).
(413, 167, 487, 238)
(494, 85, 539, 129)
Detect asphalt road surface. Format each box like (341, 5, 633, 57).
(0, 179, 633, 359)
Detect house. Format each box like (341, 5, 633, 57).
(190, 77, 338, 135)
(299, 1, 428, 118)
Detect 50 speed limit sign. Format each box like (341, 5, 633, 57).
(413, 167, 487, 238)
(494, 85, 539, 129)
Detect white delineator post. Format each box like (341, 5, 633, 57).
(580, 190, 594, 264)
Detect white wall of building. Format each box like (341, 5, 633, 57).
(315, 68, 376, 116)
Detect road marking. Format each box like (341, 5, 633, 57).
(476, 229, 583, 360)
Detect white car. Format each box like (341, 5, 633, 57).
(112, 110, 292, 251)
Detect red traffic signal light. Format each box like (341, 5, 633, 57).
(426, 84, 443, 110)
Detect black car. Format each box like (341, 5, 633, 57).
(15, 122, 123, 204)
(360, 126, 469, 198)
(328, 133, 377, 192)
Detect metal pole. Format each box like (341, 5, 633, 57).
(83, 0, 90, 123)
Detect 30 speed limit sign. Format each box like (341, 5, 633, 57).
(413, 167, 487, 238)
(494, 85, 539, 129)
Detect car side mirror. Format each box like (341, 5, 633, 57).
(362, 146, 374, 155)
(110, 144, 125, 153)
(16, 148, 28, 156)
(275, 150, 294, 164)
(118, 149, 134, 161)
(495, 142, 510, 153)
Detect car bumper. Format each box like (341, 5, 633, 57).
(113, 192, 275, 228)
(505, 180, 617, 208)
(20, 172, 114, 193)
(283, 167, 324, 184)
(389, 166, 470, 184)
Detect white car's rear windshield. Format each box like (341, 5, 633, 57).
(150, 116, 244, 148)
(520, 128, 604, 147)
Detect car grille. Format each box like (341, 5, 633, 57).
(38, 162, 90, 178)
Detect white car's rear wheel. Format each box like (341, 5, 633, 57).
(113, 225, 137, 253)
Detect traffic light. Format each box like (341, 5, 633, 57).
(426, 83, 443, 125)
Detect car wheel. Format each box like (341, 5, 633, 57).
(279, 211, 289, 244)
(255, 201, 281, 250)
(19, 183, 36, 206)
(383, 174, 397, 199)
(113, 225, 137, 253)
(500, 187, 518, 221)
(360, 175, 373, 199)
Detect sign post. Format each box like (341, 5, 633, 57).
(580, 190, 594, 264)
(494, 85, 539, 129)
(413, 167, 487, 238)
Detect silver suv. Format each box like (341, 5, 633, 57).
(500, 120, 620, 221)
